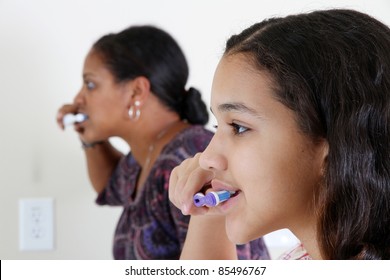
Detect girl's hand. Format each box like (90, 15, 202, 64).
(169, 153, 216, 215)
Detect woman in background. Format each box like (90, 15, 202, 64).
(57, 25, 269, 259)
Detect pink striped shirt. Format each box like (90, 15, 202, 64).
(278, 243, 312, 260)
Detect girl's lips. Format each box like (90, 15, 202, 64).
(229, 190, 240, 198)
(209, 179, 242, 210)
(219, 190, 241, 212)
(211, 179, 240, 193)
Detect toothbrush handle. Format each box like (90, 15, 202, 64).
(193, 190, 233, 207)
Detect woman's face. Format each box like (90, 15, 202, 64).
(73, 49, 130, 141)
(199, 54, 327, 244)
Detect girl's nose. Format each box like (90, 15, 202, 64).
(199, 135, 227, 171)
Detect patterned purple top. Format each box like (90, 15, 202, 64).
(96, 125, 269, 260)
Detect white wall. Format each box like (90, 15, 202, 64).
(0, 0, 389, 259)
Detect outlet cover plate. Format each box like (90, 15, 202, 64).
(19, 198, 54, 251)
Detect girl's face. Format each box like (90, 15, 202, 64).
(73, 49, 131, 141)
(200, 54, 327, 244)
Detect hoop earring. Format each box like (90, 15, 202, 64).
(128, 101, 141, 121)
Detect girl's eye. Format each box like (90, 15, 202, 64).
(85, 81, 96, 90)
(230, 122, 249, 135)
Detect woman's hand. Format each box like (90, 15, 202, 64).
(56, 104, 79, 130)
(56, 104, 92, 144)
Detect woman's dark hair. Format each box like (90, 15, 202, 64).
(92, 25, 208, 125)
(225, 9, 390, 259)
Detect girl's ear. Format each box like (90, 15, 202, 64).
(320, 140, 329, 177)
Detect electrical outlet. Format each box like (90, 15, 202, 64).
(19, 198, 54, 251)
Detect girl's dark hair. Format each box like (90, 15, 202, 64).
(226, 9, 390, 259)
(92, 25, 208, 125)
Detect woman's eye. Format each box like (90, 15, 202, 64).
(85, 81, 96, 90)
(230, 123, 249, 135)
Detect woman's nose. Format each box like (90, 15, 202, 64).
(73, 88, 84, 105)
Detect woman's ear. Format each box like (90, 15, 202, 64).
(124, 76, 151, 107)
